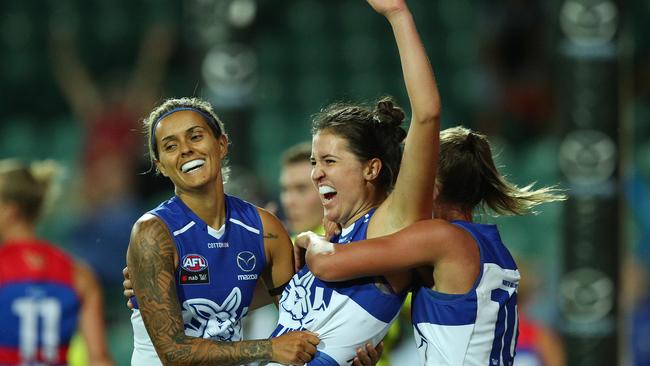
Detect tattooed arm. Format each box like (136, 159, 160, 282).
(257, 208, 296, 306)
(127, 214, 319, 366)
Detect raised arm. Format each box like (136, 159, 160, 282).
(297, 220, 450, 281)
(48, 28, 101, 123)
(124, 21, 177, 116)
(371, 0, 440, 231)
(74, 261, 114, 366)
(258, 208, 296, 306)
(127, 214, 318, 366)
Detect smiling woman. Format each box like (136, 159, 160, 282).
(126, 97, 322, 366)
(143, 98, 228, 183)
(268, 0, 441, 364)
(151, 109, 228, 193)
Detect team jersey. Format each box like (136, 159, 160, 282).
(271, 210, 407, 366)
(411, 220, 520, 366)
(130, 194, 267, 366)
(0, 240, 81, 366)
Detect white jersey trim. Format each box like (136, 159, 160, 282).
(229, 218, 261, 235)
(207, 223, 226, 239)
(173, 221, 196, 236)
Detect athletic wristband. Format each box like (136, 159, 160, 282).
(268, 280, 290, 296)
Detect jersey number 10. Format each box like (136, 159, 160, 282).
(490, 289, 518, 366)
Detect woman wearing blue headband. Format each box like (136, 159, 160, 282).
(126, 97, 325, 365)
(124, 0, 440, 363)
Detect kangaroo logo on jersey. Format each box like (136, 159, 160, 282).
(180, 254, 210, 284)
(236, 251, 256, 272)
(276, 271, 331, 331)
(181, 288, 244, 341)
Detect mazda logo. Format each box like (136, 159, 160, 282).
(236, 251, 256, 272)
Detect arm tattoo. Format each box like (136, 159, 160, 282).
(264, 231, 279, 239)
(128, 218, 274, 365)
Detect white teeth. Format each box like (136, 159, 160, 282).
(181, 159, 205, 173)
(318, 186, 337, 195)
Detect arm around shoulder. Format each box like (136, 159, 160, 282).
(307, 220, 450, 281)
(129, 213, 314, 365)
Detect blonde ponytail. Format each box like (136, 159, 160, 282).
(0, 159, 63, 222)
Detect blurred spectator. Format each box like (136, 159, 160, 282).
(224, 164, 272, 208)
(242, 141, 325, 362)
(515, 260, 566, 366)
(625, 169, 650, 365)
(625, 258, 650, 366)
(0, 159, 114, 366)
(477, 0, 552, 143)
(48, 10, 176, 299)
(279, 141, 324, 237)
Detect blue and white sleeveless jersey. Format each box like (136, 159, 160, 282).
(412, 221, 520, 366)
(270, 210, 407, 366)
(130, 194, 266, 366)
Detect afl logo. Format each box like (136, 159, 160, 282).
(182, 254, 208, 272)
(236, 251, 256, 272)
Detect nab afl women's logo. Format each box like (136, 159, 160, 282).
(180, 254, 210, 285)
(182, 254, 208, 272)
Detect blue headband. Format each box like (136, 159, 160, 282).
(150, 107, 222, 157)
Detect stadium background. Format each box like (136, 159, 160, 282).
(0, 0, 647, 364)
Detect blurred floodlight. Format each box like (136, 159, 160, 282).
(229, 0, 257, 28)
(559, 267, 614, 325)
(559, 129, 616, 185)
(560, 0, 618, 46)
(186, 0, 230, 46)
(202, 43, 258, 107)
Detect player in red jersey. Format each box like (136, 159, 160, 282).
(0, 159, 114, 366)
(515, 262, 566, 366)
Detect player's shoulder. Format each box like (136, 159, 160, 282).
(256, 206, 284, 231)
(133, 212, 167, 231)
(255, 207, 291, 255)
(399, 219, 473, 256)
(1, 239, 72, 262)
(408, 218, 459, 238)
(129, 213, 173, 248)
